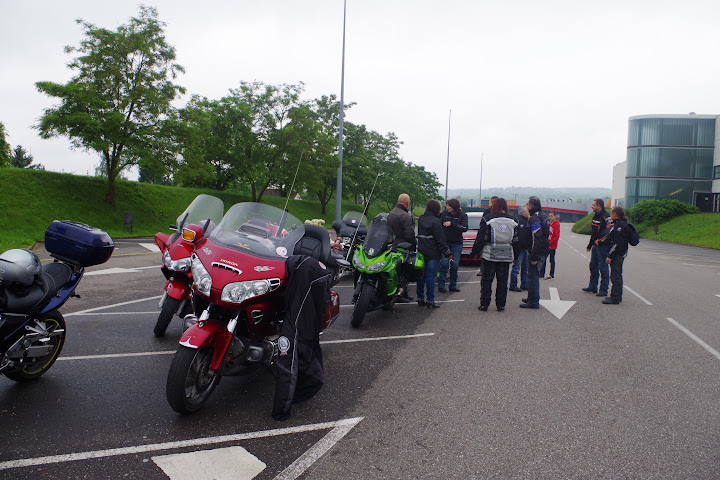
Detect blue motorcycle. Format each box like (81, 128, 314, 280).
(0, 221, 114, 382)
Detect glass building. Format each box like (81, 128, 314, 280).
(625, 114, 717, 209)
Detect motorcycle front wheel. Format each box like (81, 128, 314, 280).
(166, 346, 220, 414)
(351, 282, 374, 328)
(3, 311, 66, 383)
(154, 296, 182, 338)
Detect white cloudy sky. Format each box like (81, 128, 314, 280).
(2, 0, 720, 189)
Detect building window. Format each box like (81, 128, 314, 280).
(715, 165, 720, 179)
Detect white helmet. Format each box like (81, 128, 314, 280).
(0, 249, 42, 285)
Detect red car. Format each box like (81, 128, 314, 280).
(461, 212, 484, 262)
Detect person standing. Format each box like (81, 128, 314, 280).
(582, 199, 612, 297)
(416, 200, 452, 309)
(438, 198, 468, 293)
(471, 197, 518, 312)
(509, 207, 530, 292)
(387, 193, 417, 302)
(598, 206, 630, 304)
(520, 196, 549, 309)
(476, 196, 499, 277)
(545, 211, 560, 279)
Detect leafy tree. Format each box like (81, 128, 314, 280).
(0, 122, 11, 166)
(10, 145, 44, 170)
(35, 6, 185, 205)
(628, 199, 699, 226)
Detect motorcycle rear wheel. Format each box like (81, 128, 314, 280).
(3, 311, 66, 383)
(154, 296, 182, 337)
(351, 282, 373, 328)
(166, 346, 220, 414)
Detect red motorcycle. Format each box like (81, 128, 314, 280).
(153, 195, 224, 337)
(165, 202, 349, 414)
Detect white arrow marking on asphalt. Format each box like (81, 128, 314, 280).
(539, 287, 576, 319)
(140, 243, 161, 252)
(153, 446, 265, 480)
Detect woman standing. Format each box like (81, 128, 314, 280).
(416, 200, 452, 309)
(438, 198, 468, 293)
(471, 197, 518, 312)
(545, 211, 560, 279)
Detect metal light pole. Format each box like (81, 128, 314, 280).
(335, 0, 347, 222)
(444, 110, 451, 202)
(479, 153, 483, 206)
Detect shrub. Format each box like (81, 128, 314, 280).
(571, 213, 593, 234)
(627, 199, 699, 226)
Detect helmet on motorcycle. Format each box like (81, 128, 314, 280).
(0, 249, 42, 285)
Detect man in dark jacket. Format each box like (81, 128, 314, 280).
(582, 198, 613, 297)
(520, 196, 549, 309)
(509, 207, 530, 292)
(416, 200, 452, 309)
(387, 193, 416, 302)
(438, 198, 468, 293)
(598, 206, 630, 304)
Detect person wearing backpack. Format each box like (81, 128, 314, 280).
(598, 206, 631, 304)
(470, 197, 518, 312)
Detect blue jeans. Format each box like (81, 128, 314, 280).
(417, 258, 441, 303)
(589, 245, 610, 293)
(526, 256, 546, 306)
(510, 250, 528, 289)
(438, 243, 463, 289)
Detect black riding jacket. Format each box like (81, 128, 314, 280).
(416, 212, 450, 261)
(599, 219, 630, 259)
(588, 209, 613, 249)
(440, 210, 468, 245)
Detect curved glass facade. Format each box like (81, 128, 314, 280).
(625, 116, 716, 207)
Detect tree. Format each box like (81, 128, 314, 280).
(0, 122, 11, 166)
(10, 145, 44, 170)
(35, 6, 184, 205)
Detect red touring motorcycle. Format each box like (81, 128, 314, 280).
(153, 194, 224, 337)
(165, 202, 349, 414)
(0, 221, 114, 382)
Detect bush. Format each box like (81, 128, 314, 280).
(571, 213, 593, 234)
(627, 199, 699, 226)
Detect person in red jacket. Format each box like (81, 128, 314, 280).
(545, 211, 560, 279)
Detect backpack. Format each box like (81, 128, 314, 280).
(482, 217, 517, 262)
(627, 223, 640, 246)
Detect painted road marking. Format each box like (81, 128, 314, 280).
(0, 417, 363, 474)
(84, 265, 157, 276)
(539, 287, 576, 319)
(666, 318, 720, 362)
(57, 333, 436, 361)
(65, 295, 163, 317)
(340, 299, 465, 308)
(152, 446, 265, 480)
(140, 242, 161, 252)
(623, 286, 653, 305)
(682, 263, 720, 269)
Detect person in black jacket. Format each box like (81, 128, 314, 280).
(598, 206, 630, 305)
(470, 197, 518, 311)
(387, 193, 416, 302)
(438, 198, 468, 293)
(416, 200, 452, 309)
(520, 196, 549, 309)
(582, 198, 613, 297)
(509, 207, 530, 292)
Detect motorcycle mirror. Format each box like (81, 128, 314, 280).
(202, 218, 211, 233)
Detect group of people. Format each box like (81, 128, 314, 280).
(386, 193, 631, 313)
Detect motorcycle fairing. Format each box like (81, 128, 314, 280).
(178, 320, 233, 370)
(165, 278, 191, 300)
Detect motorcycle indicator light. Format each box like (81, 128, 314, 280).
(182, 228, 196, 242)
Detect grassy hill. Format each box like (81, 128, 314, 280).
(571, 212, 720, 249)
(0, 168, 388, 251)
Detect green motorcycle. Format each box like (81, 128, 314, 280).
(350, 213, 424, 328)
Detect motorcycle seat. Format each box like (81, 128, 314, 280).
(0, 262, 72, 314)
(293, 224, 331, 264)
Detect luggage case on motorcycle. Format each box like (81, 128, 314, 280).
(45, 220, 115, 267)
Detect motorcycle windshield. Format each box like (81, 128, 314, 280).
(363, 213, 391, 259)
(208, 203, 306, 260)
(177, 194, 225, 228)
(342, 211, 368, 227)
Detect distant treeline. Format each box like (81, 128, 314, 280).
(441, 187, 612, 205)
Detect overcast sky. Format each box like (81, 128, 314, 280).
(2, 0, 720, 190)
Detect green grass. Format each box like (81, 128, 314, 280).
(571, 210, 720, 249)
(0, 168, 387, 251)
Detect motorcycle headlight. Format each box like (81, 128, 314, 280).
(221, 280, 272, 304)
(163, 249, 172, 268)
(166, 255, 191, 272)
(353, 255, 365, 269)
(366, 260, 387, 272)
(191, 255, 212, 296)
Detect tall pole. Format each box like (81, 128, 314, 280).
(335, 0, 347, 222)
(479, 153, 483, 206)
(444, 110, 451, 202)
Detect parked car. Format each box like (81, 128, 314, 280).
(461, 212, 484, 262)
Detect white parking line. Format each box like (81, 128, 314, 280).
(666, 318, 720, 362)
(339, 299, 465, 308)
(623, 286, 652, 305)
(65, 296, 163, 317)
(57, 333, 436, 361)
(0, 417, 363, 473)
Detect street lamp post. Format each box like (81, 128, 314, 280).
(335, 0, 347, 222)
